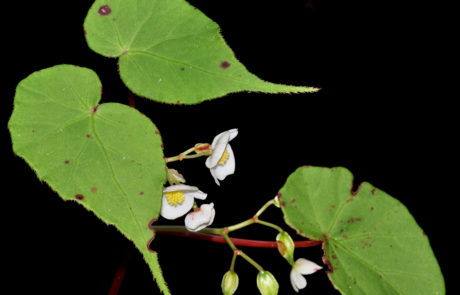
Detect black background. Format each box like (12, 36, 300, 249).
(3, 0, 454, 294)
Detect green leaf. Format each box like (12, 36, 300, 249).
(8, 65, 170, 294)
(83, 0, 317, 104)
(279, 166, 444, 295)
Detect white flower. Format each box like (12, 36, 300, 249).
(185, 203, 216, 232)
(205, 128, 238, 185)
(290, 258, 322, 293)
(160, 184, 207, 220)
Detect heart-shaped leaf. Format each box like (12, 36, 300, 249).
(83, 0, 317, 104)
(279, 166, 444, 295)
(8, 65, 170, 294)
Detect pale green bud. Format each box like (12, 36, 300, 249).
(256, 271, 279, 295)
(221, 270, 239, 295)
(273, 195, 281, 208)
(276, 231, 295, 265)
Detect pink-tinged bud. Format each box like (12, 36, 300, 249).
(256, 271, 279, 295)
(276, 231, 295, 265)
(221, 270, 239, 295)
(290, 258, 323, 292)
(194, 143, 212, 153)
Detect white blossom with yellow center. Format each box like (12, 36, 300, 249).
(184, 203, 216, 232)
(290, 258, 322, 292)
(160, 184, 207, 220)
(205, 128, 238, 185)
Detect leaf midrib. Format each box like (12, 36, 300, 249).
(90, 114, 149, 245)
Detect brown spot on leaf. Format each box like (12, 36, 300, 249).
(75, 194, 84, 200)
(280, 200, 286, 207)
(91, 187, 98, 193)
(86, 134, 92, 139)
(347, 217, 362, 223)
(220, 61, 231, 69)
(180, 67, 185, 71)
(64, 160, 70, 164)
(290, 199, 296, 204)
(91, 105, 99, 114)
(98, 5, 112, 16)
(140, 191, 144, 195)
(342, 235, 348, 239)
(371, 188, 376, 195)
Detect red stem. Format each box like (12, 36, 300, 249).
(108, 248, 133, 295)
(156, 231, 322, 248)
(128, 91, 135, 108)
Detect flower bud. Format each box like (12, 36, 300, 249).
(194, 143, 212, 154)
(221, 270, 239, 295)
(256, 271, 279, 295)
(276, 231, 295, 265)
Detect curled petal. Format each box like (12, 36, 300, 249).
(226, 128, 238, 141)
(160, 194, 194, 220)
(205, 129, 238, 168)
(295, 258, 323, 275)
(206, 134, 230, 168)
(185, 203, 216, 232)
(209, 144, 235, 184)
(163, 184, 199, 193)
(290, 269, 307, 293)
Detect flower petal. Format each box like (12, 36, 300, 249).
(185, 203, 216, 232)
(160, 194, 194, 220)
(185, 189, 207, 200)
(206, 133, 230, 168)
(210, 144, 235, 181)
(209, 167, 220, 186)
(290, 269, 307, 292)
(163, 184, 198, 193)
(295, 258, 323, 275)
(227, 128, 238, 141)
(205, 129, 238, 168)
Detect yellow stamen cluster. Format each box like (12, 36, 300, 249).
(218, 148, 230, 165)
(164, 191, 185, 206)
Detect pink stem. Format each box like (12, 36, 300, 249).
(156, 231, 322, 248)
